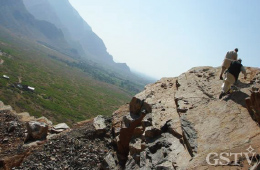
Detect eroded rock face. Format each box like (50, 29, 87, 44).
(112, 66, 260, 169)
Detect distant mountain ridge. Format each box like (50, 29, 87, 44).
(23, 0, 126, 68)
(0, 0, 131, 72)
(0, 0, 63, 43)
(0, 0, 81, 58)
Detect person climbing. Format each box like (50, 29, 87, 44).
(219, 48, 238, 80)
(219, 58, 247, 99)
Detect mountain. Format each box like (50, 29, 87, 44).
(23, 0, 121, 66)
(22, 0, 86, 58)
(0, 0, 78, 58)
(1, 66, 260, 169)
(22, 0, 152, 86)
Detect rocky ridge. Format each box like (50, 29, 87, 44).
(111, 66, 260, 169)
(1, 66, 260, 170)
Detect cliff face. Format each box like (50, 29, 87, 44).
(112, 66, 260, 169)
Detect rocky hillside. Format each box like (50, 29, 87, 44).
(0, 102, 112, 170)
(1, 66, 260, 170)
(111, 66, 260, 169)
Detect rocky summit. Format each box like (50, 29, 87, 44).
(112, 66, 260, 170)
(1, 66, 260, 170)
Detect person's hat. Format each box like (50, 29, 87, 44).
(238, 58, 242, 62)
(235, 48, 238, 52)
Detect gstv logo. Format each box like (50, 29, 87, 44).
(206, 146, 259, 166)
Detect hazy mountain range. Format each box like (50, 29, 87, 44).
(23, 0, 117, 65)
(0, 0, 69, 52)
(0, 0, 131, 71)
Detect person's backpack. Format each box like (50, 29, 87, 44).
(227, 61, 242, 81)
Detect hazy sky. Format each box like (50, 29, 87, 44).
(68, 0, 260, 79)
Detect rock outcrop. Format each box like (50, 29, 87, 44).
(113, 97, 152, 166)
(112, 66, 260, 169)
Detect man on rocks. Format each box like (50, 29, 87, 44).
(219, 58, 247, 99)
(220, 48, 238, 80)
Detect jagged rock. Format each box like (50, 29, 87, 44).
(114, 97, 152, 164)
(51, 123, 70, 133)
(112, 104, 129, 136)
(26, 121, 48, 141)
(101, 151, 120, 170)
(93, 115, 107, 135)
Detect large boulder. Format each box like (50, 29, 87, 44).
(93, 115, 108, 135)
(25, 121, 48, 141)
